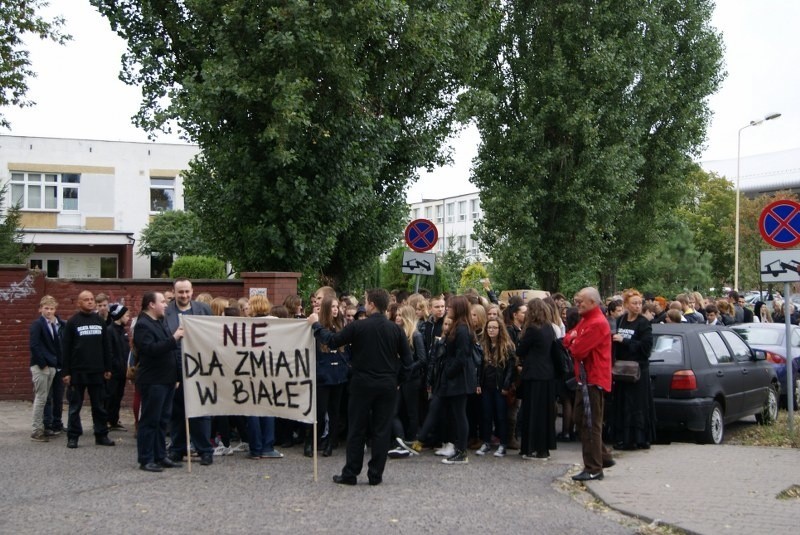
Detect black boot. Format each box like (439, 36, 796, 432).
(303, 436, 313, 458)
(322, 440, 333, 457)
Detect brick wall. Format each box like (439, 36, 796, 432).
(0, 266, 300, 402)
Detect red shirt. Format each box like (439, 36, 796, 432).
(563, 305, 612, 391)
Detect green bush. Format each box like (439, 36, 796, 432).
(170, 255, 226, 279)
(459, 262, 489, 294)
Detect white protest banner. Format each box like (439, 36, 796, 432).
(181, 316, 315, 423)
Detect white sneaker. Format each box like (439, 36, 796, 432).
(435, 442, 455, 457)
(231, 442, 249, 453)
(494, 445, 507, 457)
(213, 445, 234, 456)
(475, 443, 491, 456)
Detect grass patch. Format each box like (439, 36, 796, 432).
(776, 484, 800, 500)
(726, 411, 800, 448)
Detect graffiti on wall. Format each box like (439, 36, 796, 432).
(0, 274, 36, 303)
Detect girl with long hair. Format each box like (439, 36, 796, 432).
(475, 317, 516, 457)
(389, 305, 426, 450)
(308, 295, 349, 457)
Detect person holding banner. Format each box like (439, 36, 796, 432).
(165, 278, 215, 466)
(134, 292, 184, 472)
(308, 288, 413, 486)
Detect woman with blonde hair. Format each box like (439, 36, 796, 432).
(611, 289, 654, 451)
(245, 295, 283, 459)
(210, 297, 229, 317)
(389, 305, 426, 452)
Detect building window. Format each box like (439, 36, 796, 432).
(458, 200, 467, 221)
(470, 199, 480, 219)
(150, 177, 175, 212)
(435, 204, 443, 223)
(446, 203, 454, 223)
(457, 235, 466, 249)
(425, 206, 432, 219)
(100, 257, 118, 278)
(9, 171, 80, 211)
(150, 254, 173, 278)
(412, 208, 420, 220)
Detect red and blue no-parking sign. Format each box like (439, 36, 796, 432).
(759, 199, 800, 248)
(404, 219, 439, 252)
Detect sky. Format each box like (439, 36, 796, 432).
(3, 1, 799, 203)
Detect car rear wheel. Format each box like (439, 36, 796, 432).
(697, 402, 724, 445)
(755, 385, 779, 425)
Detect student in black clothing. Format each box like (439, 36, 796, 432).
(61, 291, 114, 449)
(309, 288, 413, 486)
(105, 303, 130, 431)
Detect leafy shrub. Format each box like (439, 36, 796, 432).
(170, 255, 226, 279)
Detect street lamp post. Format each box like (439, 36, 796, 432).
(733, 112, 782, 291)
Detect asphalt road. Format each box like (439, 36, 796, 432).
(0, 401, 639, 534)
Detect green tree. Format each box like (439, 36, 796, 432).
(0, 184, 31, 263)
(470, 0, 724, 293)
(459, 262, 489, 294)
(381, 245, 412, 292)
(138, 210, 216, 258)
(681, 167, 735, 288)
(92, 0, 494, 286)
(440, 237, 468, 293)
(619, 218, 712, 297)
(0, 0, 70, 128)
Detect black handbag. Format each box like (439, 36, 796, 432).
(612, 360, 641, 382)
(551, 338, 573, 378)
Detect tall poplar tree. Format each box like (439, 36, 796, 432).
(470, 0, 724, 292)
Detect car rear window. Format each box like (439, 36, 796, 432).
(734, 328, 782, 345)
(650, 334, 683, 364)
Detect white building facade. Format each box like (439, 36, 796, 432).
(1, 135, 199, 278)
(408, 191, 487, 262)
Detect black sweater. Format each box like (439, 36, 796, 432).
(61, 311, 111, 378)
(133, 314, 179, 385)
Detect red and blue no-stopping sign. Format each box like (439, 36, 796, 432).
(405, 219, 439, 252)
(759, 199, 800, 248)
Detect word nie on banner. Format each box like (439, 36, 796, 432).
(181, 316, 316, 423)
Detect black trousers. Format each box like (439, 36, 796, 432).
(67, 383, 109, 440)
(169, 383, 213, 456)
(104, 373, 126, 425)
(341, 376, 396, 481)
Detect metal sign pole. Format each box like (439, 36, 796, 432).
(785, 282, 794, 433)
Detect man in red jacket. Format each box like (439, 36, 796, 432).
(563, 287, 614, 481)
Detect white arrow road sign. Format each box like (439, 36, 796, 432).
(760, 249, 800, 283)
(401, 251, 436, 276)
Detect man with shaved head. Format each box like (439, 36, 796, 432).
(563, 287, 613, 481)
(61, 291, 114, 449)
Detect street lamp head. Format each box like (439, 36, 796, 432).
(765, 113, 782, 121)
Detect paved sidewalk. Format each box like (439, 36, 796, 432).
(2, 399, 798, 534)
(583, 441, 800, 534)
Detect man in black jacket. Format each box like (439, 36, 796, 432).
(165, 278, 214, 466)
(61, 291, 114, 448)
(308, 288, 413, 486)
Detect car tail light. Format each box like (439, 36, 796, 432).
(766, 352, 786, 365)
(671, 370, 697, 390)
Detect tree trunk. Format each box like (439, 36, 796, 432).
(599, 271, 617, 299)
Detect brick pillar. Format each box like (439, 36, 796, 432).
(240, 272, 302, 307)
(0, 266, 43, 401)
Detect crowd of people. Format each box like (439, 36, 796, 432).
(27, 277, 769, 483)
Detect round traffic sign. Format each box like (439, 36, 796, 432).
(404, 219, 439, 252)
(759, 199, 800, 248)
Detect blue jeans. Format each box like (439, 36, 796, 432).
(137, 383, 174, 465)
(480, 388, 508, 445)
(247, 416, 276, 456)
